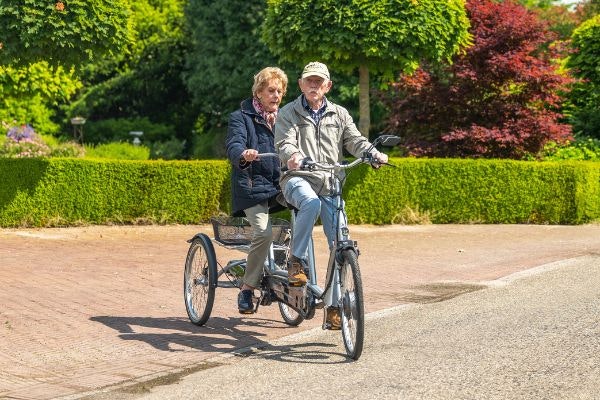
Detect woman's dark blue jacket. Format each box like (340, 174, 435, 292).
(226, 98, 282, 217)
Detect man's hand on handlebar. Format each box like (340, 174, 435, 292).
(287, 153, 304, 170)
(370, 152, 389, 169)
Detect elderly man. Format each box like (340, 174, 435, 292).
(275, 61, 388, 329)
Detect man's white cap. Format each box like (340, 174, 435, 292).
(301, 61, 330, 80)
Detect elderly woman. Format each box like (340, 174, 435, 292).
(225, 67, 288, 314)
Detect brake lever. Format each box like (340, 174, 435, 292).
(370, 161, 395, 169)
(299, 157, 315, 171)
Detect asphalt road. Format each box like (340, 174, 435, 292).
(103, 255, 600, 400)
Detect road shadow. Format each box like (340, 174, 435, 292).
(234, 341, 349, 365)
(90, 315, 344, 363)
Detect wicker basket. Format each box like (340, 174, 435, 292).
(211, 217, 290, 246)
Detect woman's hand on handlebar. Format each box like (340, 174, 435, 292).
(241, 149, 260, 163)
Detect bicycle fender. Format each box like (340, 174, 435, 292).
(335, 240, 358, 264)
(187, 233, 208, 243)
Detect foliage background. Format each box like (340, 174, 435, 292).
(565, 14, 600, 139)
(379, 0, 573, 159)
(2, 0, 599, 161)
(0, 0, 132, 67)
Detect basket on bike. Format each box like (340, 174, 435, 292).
(210, 216, 290, 246)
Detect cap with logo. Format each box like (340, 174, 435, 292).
(301, 62, 330, 80)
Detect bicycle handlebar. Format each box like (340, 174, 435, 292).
(250, 134, 401, 170)
(298, 153, 394, 172)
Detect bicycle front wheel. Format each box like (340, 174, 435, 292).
(184, 234, 217, 326)
(339, 249, 364, 360)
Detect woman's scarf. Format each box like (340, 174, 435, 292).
(252, 97, 277, 130)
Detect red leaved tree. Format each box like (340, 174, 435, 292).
(380, 0, 572, 159)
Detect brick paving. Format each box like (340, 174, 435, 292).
(1, 224, 599, 399)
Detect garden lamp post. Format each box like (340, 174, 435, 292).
(70, 117, 86, 144)
(129, 131, 143, 146)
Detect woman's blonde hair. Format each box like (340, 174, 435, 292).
(252, 67, 288, 97)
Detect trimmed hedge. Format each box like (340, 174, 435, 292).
(344, 159, 600, 224)
(0, 158, 231, 227)
(0, 157, 598, 227)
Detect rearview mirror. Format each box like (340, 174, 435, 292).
(375, 134, 401, 147)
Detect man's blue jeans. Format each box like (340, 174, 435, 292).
(283, 176, 348, 262)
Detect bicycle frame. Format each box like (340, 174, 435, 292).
(264, 157, 366, 317)
(320, 167, 357, 313)
(209, 144, 392, 312)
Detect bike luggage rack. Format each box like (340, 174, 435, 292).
(210, 217, 290, 249)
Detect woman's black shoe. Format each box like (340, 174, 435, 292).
(237, 289, 254, 314)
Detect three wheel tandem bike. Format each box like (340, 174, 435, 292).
(183, 135, 400, 360)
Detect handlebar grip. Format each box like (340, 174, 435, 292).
(299, 157, 315, 171)
(371, 161, 395, 168)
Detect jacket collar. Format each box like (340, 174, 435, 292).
(292, 95, 334, 117)
(240, 98, 259, 117)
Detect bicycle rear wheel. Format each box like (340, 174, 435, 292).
(339, 249, 364, 360)
(184, 234, 217, 326)
(278, 302, 304, 326)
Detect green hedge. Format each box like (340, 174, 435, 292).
(0, 158, 231, 227)
(0, 158, 598, 227)
(344, 159, 600, 224)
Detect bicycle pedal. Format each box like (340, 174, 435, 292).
(259, 296, 272, 306)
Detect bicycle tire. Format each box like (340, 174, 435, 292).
(184, 234, 217, 326)
(339, 249, 365, 360)
(278, 301, 304, 326)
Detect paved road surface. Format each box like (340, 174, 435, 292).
(130, 256, 600, 400)
(1, 224, 599, 399)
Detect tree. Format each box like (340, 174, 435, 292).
(67, 0, 197, 157)
(575, 0, 600, 20)
(0, 62, 81, 135)
(380, 0, 572, 159)
(565, 15, 600, 138)
(263, 0, 472, 136)
(0, 0, 132, 67)
(185, 0, 282, 129)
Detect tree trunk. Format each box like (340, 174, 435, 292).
(358, 64, 370, 137)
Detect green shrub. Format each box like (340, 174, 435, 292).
(0, 124, 84, 158)
(150, 138, 186, 160)
(0, 137, 51, 158)
(0, 158, 598, 227)
(566, 15, 600, 139)
(85, 142, 150, 160)
(540, 138, 600, 161)
(0, 158, 230, 227)
(50, 142, 86, 158)
(190, 128, 227, 159)
(82, 117, 175, 145)
(344, 158, 600, 225)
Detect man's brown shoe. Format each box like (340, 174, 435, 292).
(324, 307, 341, 330)
(287, 256, 307, 287)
